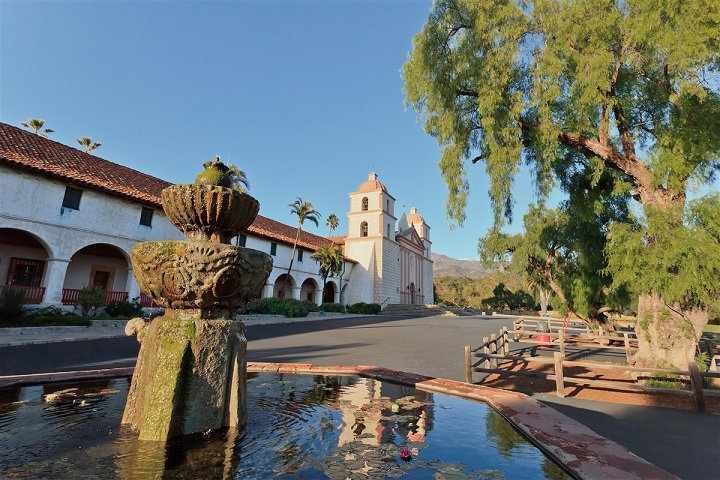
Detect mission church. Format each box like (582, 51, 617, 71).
(0, 122, 432, 309)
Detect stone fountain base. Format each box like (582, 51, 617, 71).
(121, 310, 247, 441)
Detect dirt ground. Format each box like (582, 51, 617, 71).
(481, 360, 720, 415)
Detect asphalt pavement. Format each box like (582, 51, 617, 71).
(1, 313, 718, 479)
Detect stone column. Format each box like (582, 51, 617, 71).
(334, 283, 341, 304)
(126, 267, 141, 302)
(42, 258, 71, 305)
(314, 288, 323, 306)
(291, 286, 301, 300)
(262, 283, 274, 298)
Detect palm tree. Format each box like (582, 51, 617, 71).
(77, 137, 101, 153)
(227, 164, 249, 192)
(20, 119, 54, 137)
(326, 213, 339, 237)
(311, 245, 344, 302)
(280, 198, 321, 295)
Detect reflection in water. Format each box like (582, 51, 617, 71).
(0, 374, 570, 479)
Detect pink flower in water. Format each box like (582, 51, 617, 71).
(399, 448, 413, 462)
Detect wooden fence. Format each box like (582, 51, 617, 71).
(465, 326, 720, 413)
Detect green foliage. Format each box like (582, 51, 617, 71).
(479, 194, 632, 322)
(345, 302, 381, 315)
(606, 195, 720, 312)
(326, 213, 339, 236)
(404, 0, 720, 334)
(105, 298, 143, 318)
(2, 313, 91, 328)
(76, 136, 101, 153)
(434, 272, 528, 310)
(243, 297, 310, 318)
(483, 283, 537, 311)
(20, 118, 54, 137)
(320, 302, 346, 313)
(311, 245, 344, 288)
(404, 0, 720, 227)
(77, 286, 105, 317)
(289, 197, 321, 229)
(301, 300, 318, 313)
(0, 288, 26, 321)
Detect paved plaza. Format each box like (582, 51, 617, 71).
(1, 313, 718, 479)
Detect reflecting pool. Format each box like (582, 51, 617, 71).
(0, 373, 571, 479)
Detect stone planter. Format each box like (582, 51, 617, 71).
(131, 241, 272, 309)
(161, 184, 259, 243)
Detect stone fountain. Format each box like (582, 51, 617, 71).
(121, 159, 273, 441)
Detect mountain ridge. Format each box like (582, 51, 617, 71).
(431, 252, 488, 278)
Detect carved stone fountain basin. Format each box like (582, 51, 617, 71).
(131, 241, 271, 310)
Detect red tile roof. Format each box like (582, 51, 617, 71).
(0, 122, 354, 260)
(0, 122, 171, 206)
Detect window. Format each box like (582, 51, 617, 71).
(361, 197, 368, 211)
(62, 186, 82, 210)
(6, 258, 44, 286)
(298, 250, 303, 262)
(387, 224, 391, 237)
(236, 234, 247, 247)
(360, 221, 368, 237)
(386, 199, 389, 211)
(140, 207, 153, 227)
(270, 242, 277, 256)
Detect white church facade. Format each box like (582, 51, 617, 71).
(341, 173, 433, 306)
(0, 122, 431, 309)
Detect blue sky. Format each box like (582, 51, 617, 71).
(1, 0, 549, 260)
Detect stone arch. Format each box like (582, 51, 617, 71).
(0, 228, 53, 304)
(361, 197, 369, 211)
(360, 221, 368, 237)
(63, 243, 131, 305)
(273, 273, 296, 298)
(300, 277, 318, 303)
(323, 280, 336, 303)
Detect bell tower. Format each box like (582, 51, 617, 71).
(344, 172, 398, 304)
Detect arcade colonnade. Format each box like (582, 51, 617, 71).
(0, 222, 341, 308)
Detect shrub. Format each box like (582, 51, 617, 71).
(243, 297, 309, 318)
(0, 288, 26, 321)
(320, 302, 346, 313)
(77, 286, 105, 317)
(301, 300, 318, 312)
(106, 298, 143, 318)
(346, 302, 381, 315)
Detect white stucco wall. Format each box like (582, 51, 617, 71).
(344, 239, 376, 304)
(381, 238, 401, 305)
(0, 165, 181, 304)
(235, 233, 352, 304)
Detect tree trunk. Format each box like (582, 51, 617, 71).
(539, 288, 550, 314)
(280, 225, 302, 295)
(633, 291, 707, 369)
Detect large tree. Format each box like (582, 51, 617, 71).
(404, 0, 720, 367)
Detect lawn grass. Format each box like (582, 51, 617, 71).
(704, 324, 720, 334)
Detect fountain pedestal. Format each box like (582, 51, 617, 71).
(121, 163, 272, 441)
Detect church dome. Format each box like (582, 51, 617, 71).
(357, 172, 388, 193)
(406, 207, 424, 224)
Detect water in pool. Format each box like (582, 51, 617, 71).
(0, 373, 571, 479)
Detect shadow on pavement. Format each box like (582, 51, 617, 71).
(247, 343, 370, 364)
(535, 394, 720, 480)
